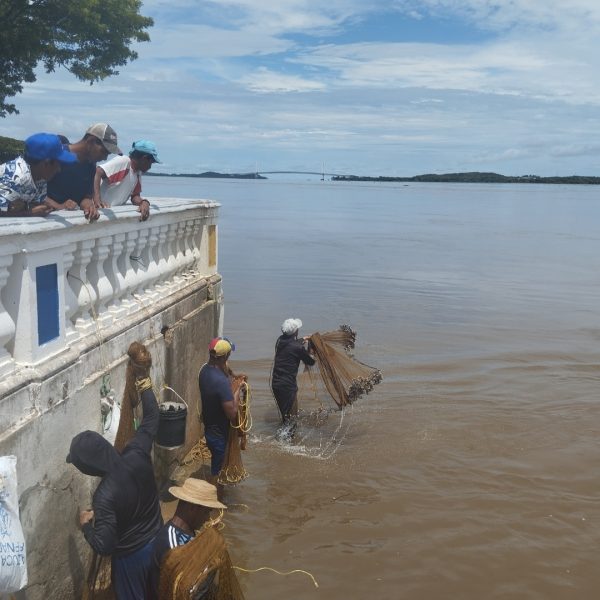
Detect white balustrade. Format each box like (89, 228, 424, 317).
(165, 223, 180, 287)
(181, 220, 197, 278)
(70, 239, 97, 336)
(0, 198, 219, 378)
(89, 236, 115, 328)
(0, 254, 16, 376)
(63, 243, 79, 344)
(106, 233, 128, 322)
(119, 231, 139, 315)
(130, 228, 150, 300)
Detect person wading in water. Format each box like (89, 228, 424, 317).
(198, 338, 240, 494)
(271, 318, 315, 438)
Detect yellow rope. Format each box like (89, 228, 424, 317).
(232, 566, 319, 588)
(180, 437, 212, 466)
(135, 377, 154, 394)
(230, 381, 252, 433)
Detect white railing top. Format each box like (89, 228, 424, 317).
(0, 197, 219, 241)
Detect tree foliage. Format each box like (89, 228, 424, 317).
(0, 0, 153, 117)
(0, 135, 24, 163)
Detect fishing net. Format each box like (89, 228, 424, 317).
(306, 325, 382, 409)
(217, 376, 251, 485)
(159, 526, 245, 600)
(81, 553, 113, 600)
(114, 342, 153, 452)
(83, 341, 153, 599)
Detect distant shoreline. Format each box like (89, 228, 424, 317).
(331, 172, 600, 185)
(146, 171, 266, 180)
(147, 171, 600, 184)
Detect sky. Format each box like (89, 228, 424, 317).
(2, 0, 600, 176)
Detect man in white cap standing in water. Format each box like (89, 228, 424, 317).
(271, 318, 315, 430)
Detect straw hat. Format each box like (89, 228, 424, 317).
(169, 478, 227, 509)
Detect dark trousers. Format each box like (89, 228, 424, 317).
(272, 385, 297, 422)
(111, 538, 155, 600)
(205, 429, 228, 475)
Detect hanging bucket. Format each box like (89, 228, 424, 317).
(156, 398, 187, 449)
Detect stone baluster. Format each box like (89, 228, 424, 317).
(88, 236, 114, 328)
(191, 218, 204, 273)
(0, 254, 16, 377)
(154, 224, 170, 291)
(163, 221, 181, 289)
(69, 239, 98, 336)
(140, 225, 162, 300)
(63, 243, 80, 344)
(172, 221, 187, 279)
(180, 220, 196, 279)
(130, 228, 150, 301)
(119, 231, 139, 315)
(106, 233, 127, 321)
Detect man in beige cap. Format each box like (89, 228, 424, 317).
(148, 478, 226, 599)
(45, 123, 121, 221)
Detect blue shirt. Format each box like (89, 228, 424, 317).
(46, 159, 95, 204)
(198, 364, 233, 437)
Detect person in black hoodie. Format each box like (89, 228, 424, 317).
(66, 380, 162, 599)
(271, 317, 315, 426)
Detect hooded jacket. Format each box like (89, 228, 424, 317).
(271, 333, 315, 391)
(67, 389, 162, 556)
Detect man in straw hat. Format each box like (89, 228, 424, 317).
(148, 478, 227, 599)
(271, 318, 315, 428)
(198, 337, 240, 484)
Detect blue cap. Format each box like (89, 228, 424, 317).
(130, 140, 161, 163)
(25, 133, 77, 163)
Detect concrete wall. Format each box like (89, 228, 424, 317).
(0, 274, 223, 600)
(0, 197, 223, 598)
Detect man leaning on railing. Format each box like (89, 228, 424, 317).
(0, 133, 77, 218)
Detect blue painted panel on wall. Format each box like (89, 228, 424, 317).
(36, 264, 59, 345)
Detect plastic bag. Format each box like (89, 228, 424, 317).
(0, 456, 27, 593)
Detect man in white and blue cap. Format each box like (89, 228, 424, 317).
(93, 139, 161, 221)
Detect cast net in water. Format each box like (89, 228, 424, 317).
(303, 325, 382, 410)
(217, 376, 251, 485)
(159, 526, 245, 600)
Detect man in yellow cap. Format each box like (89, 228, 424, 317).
(198, 338, 239, 483)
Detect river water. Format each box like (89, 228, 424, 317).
(146, 177, 600, 599)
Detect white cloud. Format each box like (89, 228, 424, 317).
(238, 67, 325, 93)
(4, 0, 600, 175)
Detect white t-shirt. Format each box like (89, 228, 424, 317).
(99, 155, 142, 206)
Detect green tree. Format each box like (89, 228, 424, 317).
(0, 0, 153, 117)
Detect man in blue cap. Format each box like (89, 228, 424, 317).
(93, 140, 161, 221)
(0, 133, 77, 217)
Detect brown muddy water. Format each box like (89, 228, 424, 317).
(148, 178, 600, 599)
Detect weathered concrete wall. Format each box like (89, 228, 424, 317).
(0, 274, 223, 600)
